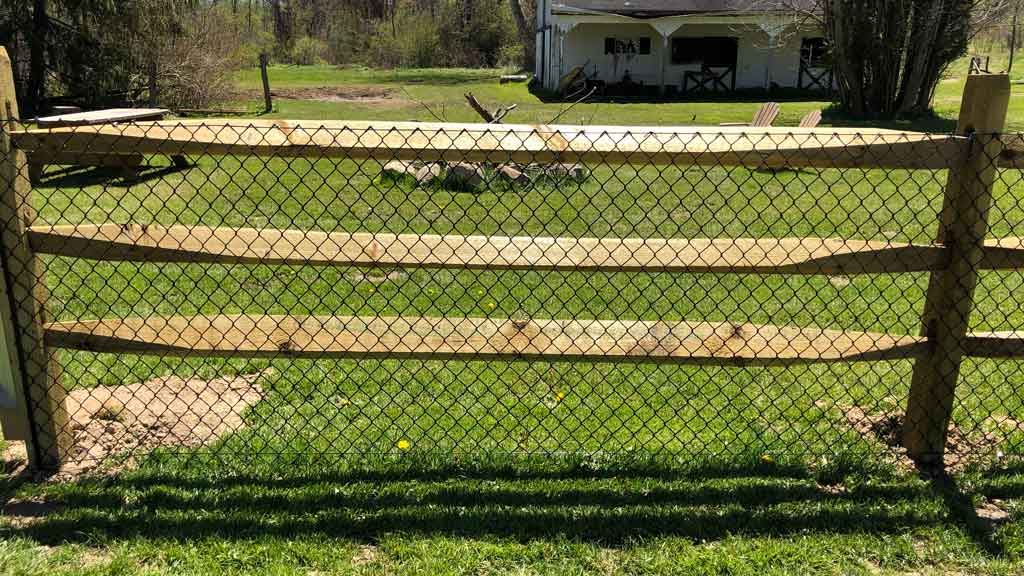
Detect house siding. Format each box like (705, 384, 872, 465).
(536, 0, 824, 93)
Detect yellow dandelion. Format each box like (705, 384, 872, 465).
(366, 286, 375, 294)
(554, 390, 566, 402)
(396, 439, 411, 450)
(485, 301, 496, 310)
(760, 454, 774, 464)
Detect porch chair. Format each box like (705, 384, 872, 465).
(798, 109, 822, 128)
(719, 102, 780, 127)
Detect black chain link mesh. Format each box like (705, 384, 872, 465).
(1, 121, 1021, 474)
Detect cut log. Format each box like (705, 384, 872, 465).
(446, 162, 486, 190)
(382, 159, 418, 181)
(541, 163, 587, 181)
(498, 164, 529, 185)
(500, 75, 530, 84)
(415, 163, 442, 185)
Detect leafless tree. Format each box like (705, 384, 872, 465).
(756, 0, 1003, 116)
(508, 0, 535, 70)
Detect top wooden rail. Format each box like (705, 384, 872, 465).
(11, 120, 965, 170)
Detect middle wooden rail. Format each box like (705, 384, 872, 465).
(30, 223, 950, 274)
(28, 223, 1024, 273)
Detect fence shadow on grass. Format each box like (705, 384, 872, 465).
(1, 457, 1014, 555)
(38, 161, 190, 189)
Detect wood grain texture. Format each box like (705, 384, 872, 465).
(35, 108, 168, 127)
(965, 331, 1024, 358)
(11, 120, 963, 169)
(28, 223, 947, 274)
(981, 237, 1024, 269)
(44, 314, 929, 364)
(0, 47, 71, 461)
(905, 73, 1011, 464)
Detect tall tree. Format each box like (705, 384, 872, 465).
(507, 0, 534, 69)
(27, 0, 48, 115)
(769, 0, 982, 116)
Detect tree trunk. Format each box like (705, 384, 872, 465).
(898, 0, 943, 114)
(1010, 2, 1019, 74)
(271, 0, 292, 49)
(508, 0, 535, 70)
(27, 0, 48, 116)
(824, 0, 970, 117)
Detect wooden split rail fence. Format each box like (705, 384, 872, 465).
(0, 49, 1021, 468)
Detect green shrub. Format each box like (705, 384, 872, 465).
(289, 36, 328, 66)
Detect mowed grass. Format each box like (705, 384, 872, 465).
(4, 53, 1024, 574)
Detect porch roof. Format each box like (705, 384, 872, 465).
(551, 0, 815, 18)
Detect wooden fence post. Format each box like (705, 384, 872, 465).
(259, 53, 272, 114)
(0, 47, 72, 468)
(903, 74, 1011, 465)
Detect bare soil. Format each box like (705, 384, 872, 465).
(824, 401, 1006, 472)
(233, 85, 404, 105)
(59, 369, 270, 476)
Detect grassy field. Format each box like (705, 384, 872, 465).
(3, 53, 1024, 574)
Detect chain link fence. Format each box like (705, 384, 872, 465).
(1, 110, 1022, 475)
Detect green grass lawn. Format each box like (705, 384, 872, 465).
(4, 53, 1024, 574)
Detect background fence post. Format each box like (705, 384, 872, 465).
(903, 73, 1011, 466)
(0, 47, 72, 468)
(259, 53, 272, 113)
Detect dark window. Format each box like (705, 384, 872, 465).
(801, 37, 829, 67)
(671, 37, 737, 67)
(604, 37, 652, 55)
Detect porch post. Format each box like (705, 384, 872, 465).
(650, 19, 682, 97)
(659, 35, 668, 96)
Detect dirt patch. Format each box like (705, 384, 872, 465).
(351, 544, 379, 566)
(976, 499, 1011, 524)
(233, 85, 404, 105)
(60, 370, 269, 476)
(822, 401, 1004, 472)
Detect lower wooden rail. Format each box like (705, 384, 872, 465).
(44, 314, 928, 364)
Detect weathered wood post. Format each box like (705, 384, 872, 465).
(0, 47, 72, 468)
(259, 53, 272, 114)
(903, 73, 1011, 465)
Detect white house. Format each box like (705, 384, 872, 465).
(534, 0, 831, 96)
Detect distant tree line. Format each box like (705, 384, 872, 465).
(0, 0, 535, 115)
(264, 0, 534, 69)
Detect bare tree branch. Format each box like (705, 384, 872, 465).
(548, 86, 596, 124)
(402, 86, 447, 122)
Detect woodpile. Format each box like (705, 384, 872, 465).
(380, 159, 587, 192)
(378, 91, 594, 191)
